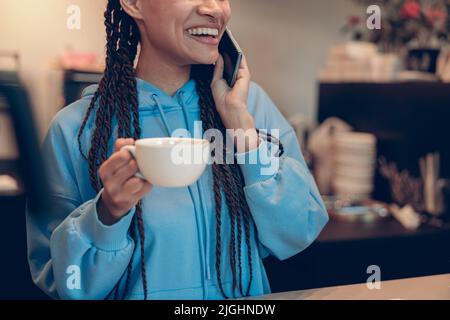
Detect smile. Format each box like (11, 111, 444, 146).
(187, 27, 219, 37)
(186, 27, 220, 46)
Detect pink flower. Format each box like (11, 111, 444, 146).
(426, 8, 447, 26)
(400, 0, 422, 19)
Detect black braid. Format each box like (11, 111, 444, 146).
(193, 71, 256, 298)
(78, 0, 147, 300)
(78, 0, 260, 300)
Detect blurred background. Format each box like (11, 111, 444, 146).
(0, 0, 449, 299)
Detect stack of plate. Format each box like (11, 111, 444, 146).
(333, 132, 377, 200)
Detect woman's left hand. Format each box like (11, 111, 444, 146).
(211, 55, 259, 153)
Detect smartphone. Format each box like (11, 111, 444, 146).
(219, 29, 243, 87)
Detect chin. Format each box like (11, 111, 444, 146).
(189, 50, 219, 65)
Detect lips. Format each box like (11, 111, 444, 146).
(185, 24, 222, 46)
(186, 33, 220, 46)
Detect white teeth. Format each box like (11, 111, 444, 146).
(187, 27, 219, 37)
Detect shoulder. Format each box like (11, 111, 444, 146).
(43, 85, 99, 165)
(246, 81, 272, 125)
(246, 81, 293, 134)
(47, 84, 98, 139)
(247, 81, 271, 112)
(40, 86, 99, 201)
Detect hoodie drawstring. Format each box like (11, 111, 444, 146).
(152, 94, 173, 137)
(151, 93, 212, 299)
(178, 92, 212, 283)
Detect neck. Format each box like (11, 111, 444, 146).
(135, 40, 191, 97)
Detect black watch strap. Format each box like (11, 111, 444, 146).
(255, 128, 285, 157)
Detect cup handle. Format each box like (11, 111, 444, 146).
(121, 145, 146, 180)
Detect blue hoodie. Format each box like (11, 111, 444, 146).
(26, 77, 328, 300)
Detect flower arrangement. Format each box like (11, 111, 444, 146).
(343, 0, 450, 51)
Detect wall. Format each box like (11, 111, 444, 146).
(0, 0, 106, 136)
(0, 0, 360, 137)
(229, 0, 358, 120)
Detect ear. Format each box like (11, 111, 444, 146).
(120, 0, 144, 20)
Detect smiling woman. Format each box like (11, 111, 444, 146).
(25, 0, 328, 300)
(129, 0, 230, 86)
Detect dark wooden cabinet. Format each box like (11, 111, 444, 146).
(317, 82, 450, 201)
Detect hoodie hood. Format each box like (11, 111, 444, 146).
(81, 77, 199, 112)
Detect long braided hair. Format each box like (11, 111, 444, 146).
(78, 0, 256, 300)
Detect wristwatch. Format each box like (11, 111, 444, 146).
(255, 128, 284, 157)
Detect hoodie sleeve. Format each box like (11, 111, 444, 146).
(26, 114, 135, 300)
(236, 83, 329, 261)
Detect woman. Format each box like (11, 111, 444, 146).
(26, 0, 328, 300)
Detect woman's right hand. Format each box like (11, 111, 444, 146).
(97, 138, 152, 225)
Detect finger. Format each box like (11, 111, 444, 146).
(99, 149, 133, 182)
(134, 181, 153, 198)
(238, 55, 250, 78)
(212, 54, 225, 85)
(116, 181, 151, 207)
(235, 55, 251, 92)
(122, 178, 152, 199)
(121, 177, 147, 195)
(114, 138, 135, 152)
(211, 55, 230, 103)
(111, 158, 139, 186)
(111, 176, 151, 209)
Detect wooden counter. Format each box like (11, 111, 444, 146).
(250, 274, 450, 300)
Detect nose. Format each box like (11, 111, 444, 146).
(197, 0, 222, 21)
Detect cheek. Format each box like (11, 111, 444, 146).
(144, 14, 179, 50)
(140, 3, 224, 65)
(223, 3, 232, 24)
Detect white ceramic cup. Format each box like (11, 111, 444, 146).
(121, 137, 210, 188)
